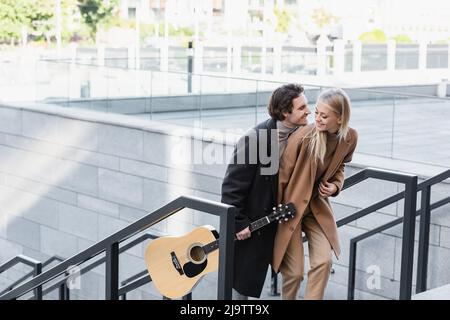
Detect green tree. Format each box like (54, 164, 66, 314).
(311, 7, 339, 33)
(274, 6, 291, 33)
(26, 0, 55, 42)
(391, 34, 412, 44)
(0, 0, 57, 44)
(77, 0, 118, 42)
(0, 0, 84, 45)
(60, 0, 85, 43)
(358, 29, 387, 43)
(0, 0, 28, 43)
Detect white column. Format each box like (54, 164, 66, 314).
(225, 0, 233, 80)
(97, 44, 105, 66)
(140, 0, 149, 19)
(55, 0, 61, 55)
(160, 43, 169, 72)
(120, 0, 128, 19)
(437, 79, 448, 97)
(232, 41, 242, 74)
(387, 39, 396, 71)
(316, 34, 329, 76)
(135, 5, 141, 70)
(128, 46, 135, 69)
(69, 42, 78, 98)
(70, 42, 78, 65)
(333, 39, 345, 75)
(447, 41, 450, 71)
(419, 41, 427, 70)
(194, 41, 203, 74)
(273, 41, 282, 76)
(21, 26, 27, 47)
(226, 36, 232, 76)
(261, 40, 267, 75)
(352, 40, 362, 73)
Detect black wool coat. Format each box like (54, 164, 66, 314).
(221, 118, 279, 298)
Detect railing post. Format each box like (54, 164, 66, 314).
(58, 281, 70, 300)
(416, 184, 431, 293)
(347, 240, 357, 300)
(33, 262, 43, 300)
(58, 283, 65, 300)
(217, 207, 235, 300)
(188, 40, 193, 93)
(182, 293, 192, 300)
(270, 269, 279, 296)
(399, 176, 418, 300)
(105, 242, 120, 300)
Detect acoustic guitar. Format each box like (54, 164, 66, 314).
(144, 203, 295, 299)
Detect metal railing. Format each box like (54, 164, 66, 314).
(0, 196, 236, 300)
(0, 255, 63, 298)
(0, 255, 44, 299)
(332, 168, 419, 300)
(346, 169, 450, 299)
(271, 168, 420, 299)
(2, 168, 448, 300)
(37, 230, 192, 300)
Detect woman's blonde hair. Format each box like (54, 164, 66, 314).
(307, 88, 351, 163)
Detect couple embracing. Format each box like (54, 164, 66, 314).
(222, 84, 358, 300)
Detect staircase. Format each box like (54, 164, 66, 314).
(1, 167, 449, 300)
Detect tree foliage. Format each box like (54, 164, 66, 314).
(359, 29, 387, 43)
(0, 0, 78, 44)
(274, 6, 291, 33)
(311, 7, 339, 31)
(391, 34, 412, 44)
(77, 0, 118, 42)
(0, 0, 30, 43)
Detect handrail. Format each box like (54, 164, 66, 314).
(119, 166, 412, 301)
(0, 255, 41, 273)
(0, 254, 43, 299)
(346, 169, 450, 300)
(337, 169, 450, 227)
(40, 230, 185, 300)
(0, 255, 64, 297)
(4, 167, 442, 300)
(0, 196, 236, 300)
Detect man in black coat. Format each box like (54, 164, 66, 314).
(221, 83, 310, 299)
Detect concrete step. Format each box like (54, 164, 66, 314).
(412, 284, 450, 300)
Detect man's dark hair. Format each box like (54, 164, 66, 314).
(268, 83, 304, 121)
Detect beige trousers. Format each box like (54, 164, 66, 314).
(279, 212, 332, 300)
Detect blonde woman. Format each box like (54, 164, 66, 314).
(273, 88, 358, 300)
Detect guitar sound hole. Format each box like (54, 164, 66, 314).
(188, 244, 206, 264)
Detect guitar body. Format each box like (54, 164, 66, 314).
(144, 203, 295, 299)
(144, 225, 219, 299)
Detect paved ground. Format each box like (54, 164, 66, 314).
(135, 96, 450, 169)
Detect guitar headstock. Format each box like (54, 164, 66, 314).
(268, 203, 296, 223)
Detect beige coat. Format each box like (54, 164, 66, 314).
(272, 124, 358, 272)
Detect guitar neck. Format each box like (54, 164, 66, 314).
(202, 215, 272, 255)
(249, 215, 272, 233)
